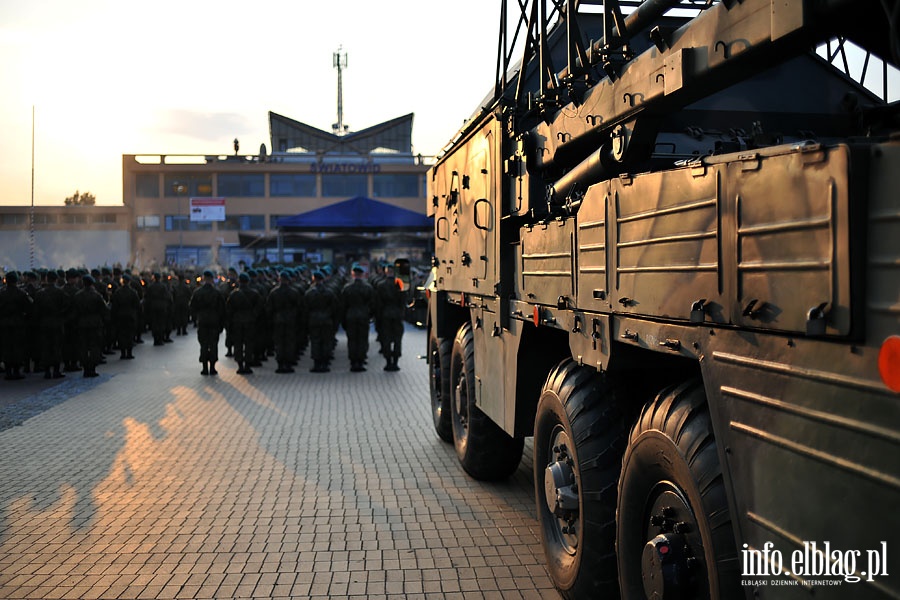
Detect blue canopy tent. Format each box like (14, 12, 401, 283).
(275, 196, 432, 232)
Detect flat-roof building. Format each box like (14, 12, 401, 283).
(125, 111, 432, 271)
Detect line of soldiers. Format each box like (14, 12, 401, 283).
(187, 262, 408, 376)
(0, 266, 195, 380)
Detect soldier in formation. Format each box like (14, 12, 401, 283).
(226, 272, 262, 375)
(305, 270, 339, 373)
(341, 264, 375, 372)
(375, 262, 406, 372)
(33, 270, 69, 378)
(0, 272, 32, 380)
(190, 270, 226, 376)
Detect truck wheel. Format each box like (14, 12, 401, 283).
(534, 359, 626, 599)
(429, 333, 453, 443)
(450, 322, 524, 480)
(616, 379, 740, 600)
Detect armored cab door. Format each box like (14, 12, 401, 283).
(467, 127, 499, 292)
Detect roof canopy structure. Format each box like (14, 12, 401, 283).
(269, 112, 414, 155)
(275, 196, 432, 233)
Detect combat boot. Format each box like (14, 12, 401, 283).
(52, 365, 65, 379)
(209, 362, 218, 376)
(201, 362, 209, 376)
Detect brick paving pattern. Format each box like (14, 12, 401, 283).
(0, 325, 558, 599)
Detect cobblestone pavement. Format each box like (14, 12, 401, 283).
(0, 325, 558, 599)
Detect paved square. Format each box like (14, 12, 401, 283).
(0, 325, 557, 599)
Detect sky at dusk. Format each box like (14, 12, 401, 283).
(0, 0, 502, 206)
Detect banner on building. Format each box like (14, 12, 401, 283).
(190, 197, 226, 222)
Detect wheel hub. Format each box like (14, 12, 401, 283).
(641, 488, 701, 599)
(542, 432, 580, 552)
(642, 533, 688, 599)
(544, 460, 578, 518)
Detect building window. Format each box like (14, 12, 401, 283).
(32, 214, 57, 225)
(164, 174, 213, 197)
(270, 174, 316, 197)
(136, 174, 160, 198)
(322, 174, 367, 197)
(92, 213, 117, 224)
(137, 215, 161, 230)
(1, 214, 27, 225)
(220, 214, 265, 231)
(217, 174, 265, 197)
(165, 215, 212, 231)
(373, 174, 420, 198)
(61, 214, 88, 224)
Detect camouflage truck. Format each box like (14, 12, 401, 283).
(426, 0, 900, 598)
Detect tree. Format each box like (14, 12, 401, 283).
(64, 190, 96, 206)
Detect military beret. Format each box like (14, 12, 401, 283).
(203, 269, 215, 278)
(352, 265, 364, 274)
(83, 275, 95, 285)
(46, 270, 58, 281)
(66, 268, 79, 278)
(122, 273, 132, 281)
(5, 271, 18, 283)
(239, 272, 250, 282)
(101, 267, 111, 275)
(247, 269, 257, 277)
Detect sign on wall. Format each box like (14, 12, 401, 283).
(190, 197, 226, 222)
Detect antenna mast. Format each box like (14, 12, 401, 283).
(333, 47, 348, 136)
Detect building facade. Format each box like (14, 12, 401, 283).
(125, 111, 432, 271)
(0, 205, 131, 271)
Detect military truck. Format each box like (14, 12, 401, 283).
(425, 0, 900, 598)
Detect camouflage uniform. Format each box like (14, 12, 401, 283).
(266, 272, 301, 373)
(190, 271, 226, 375)
(33, 271, 71, 378)
(341, 267, 375, 372)
(0, 272, 33, 380)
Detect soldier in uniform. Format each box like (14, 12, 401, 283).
(341, 264, 375, 372)
(226, 272, 262, 374)
(190, 270, 226, 376)
(33, 270, 70, 378)
(0, 271, 33, 380)
(220, 267, 238, 357)
(72, 275, 109, 378)
(247, 269, 271, 367)
(61, 268, 82, 372)
(171, 272, 192, 336)
(266, 270, 301, 374)
(375, 262, 406, 371)
(305, 270, 338, 373)
(144, 272, 173, 346)
(100, 266, 119, 356)
(111, 273, 141, 360)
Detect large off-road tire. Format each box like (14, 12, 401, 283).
(534, 359, 628, 599)
(429, 333, 453, 443)
(450, 322, 523, 480)
(617, 379, 741, 600)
